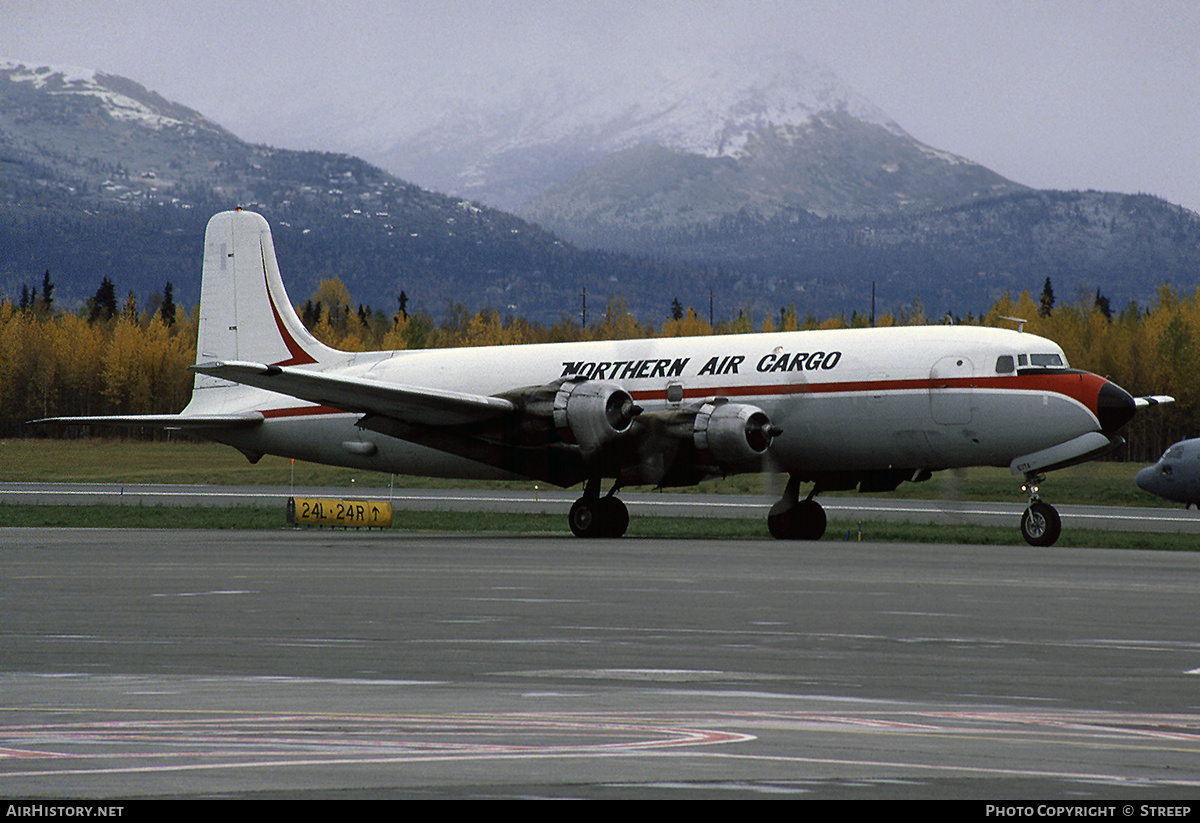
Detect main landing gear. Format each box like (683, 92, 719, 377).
(1019, 473, 1062, 547)
(768, 475, 828, 540)
(569, 478, 629, 538)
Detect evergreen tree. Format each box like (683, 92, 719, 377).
(1038, 277, 1055, 317)
(40, 270, 54, 313)
(670, 297, 684, 321)
(1094, 288, 1112, 321)
(88, 276, 118, 323)
(161, 282, 176, 327)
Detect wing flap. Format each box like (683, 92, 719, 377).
(189, 361, 515, 426)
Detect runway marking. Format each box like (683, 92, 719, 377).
(501, 668, 787, 682)
(3, 707, 1199, 785)
(151, 590, 255, 598)
(0, 711, 756, 779)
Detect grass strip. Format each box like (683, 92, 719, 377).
(2, 502, 1195, 550)
(2, 438, 1167, 507)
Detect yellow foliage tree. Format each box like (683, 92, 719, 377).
(593, 297, 644, 340)
(660, 307, 712, 338)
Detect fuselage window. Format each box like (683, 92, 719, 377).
(995, 355, 1015, 374)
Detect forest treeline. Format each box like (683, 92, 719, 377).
(3, 275, 1196, 462)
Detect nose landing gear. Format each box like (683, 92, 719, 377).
(1019, 474, 1062, 547)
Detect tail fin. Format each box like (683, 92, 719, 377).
(183, 209, 344, 416)
(195, 208, 338, 370)
(35, 209, 328, 430)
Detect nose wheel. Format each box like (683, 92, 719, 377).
(1019, 475, 1062, 547)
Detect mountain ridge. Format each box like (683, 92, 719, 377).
(2, 58, 1199, 327)
(366, 50, 908, 211)
(0, 61, 698, 322)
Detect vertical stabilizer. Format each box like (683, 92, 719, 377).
(195, 209, 339, 371)
(187, 209, 342, 411)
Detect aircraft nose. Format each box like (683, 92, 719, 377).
(1095, 380, 1136, 435)
(1135, 464, 1159, 493)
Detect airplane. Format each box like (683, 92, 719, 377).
(1136, 438, 1200, 507)
(37, 208, 1174, 546)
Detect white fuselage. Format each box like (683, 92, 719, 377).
(203, 324, 1105, 483)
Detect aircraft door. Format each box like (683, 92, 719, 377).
(929, 355, 974, 424)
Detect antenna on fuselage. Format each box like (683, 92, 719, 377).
(1000, 316, 1028, 332)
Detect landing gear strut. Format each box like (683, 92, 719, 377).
(569, 478, 629, 538)
(1019, 474, 1062, 547)
(768, 475, 827, 540)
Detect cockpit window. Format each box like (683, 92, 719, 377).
(1029, 353, 1065, 367)
(995, 355, 1015, 374)
(1165, 445, 1185, 461)
(1017, 354, 1028, 366)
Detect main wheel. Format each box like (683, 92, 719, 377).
(767, 498, 827, 540)
(1020, 501, 1062, 547)
(569, 498, 599, 537)
(597, 496, 629, 538)
(569, 496, 629, 538)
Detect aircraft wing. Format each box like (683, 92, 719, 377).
(190, 361, 516, 426)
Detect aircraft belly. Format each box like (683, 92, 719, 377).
(219, 414, 523, 480)
(768, 391, 937, 470)
(766, 388, 1102, 472)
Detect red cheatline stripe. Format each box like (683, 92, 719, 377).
(254, 372, 1107, 420)
(632, 372, 1105, 409)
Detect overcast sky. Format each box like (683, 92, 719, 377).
(4, 0, 1199, 213)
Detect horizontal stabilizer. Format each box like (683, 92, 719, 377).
(189, 361, 516, 426)
(1135, 395, 1174, 407)
(33, 413, 264, 430)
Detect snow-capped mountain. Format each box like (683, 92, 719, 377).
(1, 60, 686, 321)
(1, 61, 226, 134)
(0, 60, 245, 208)
(357, 50, 914, 211)
(5, 58, 1200, 327)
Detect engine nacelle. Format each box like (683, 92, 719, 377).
(693, 400, 778, 466)
(553, 380, 640, 456)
